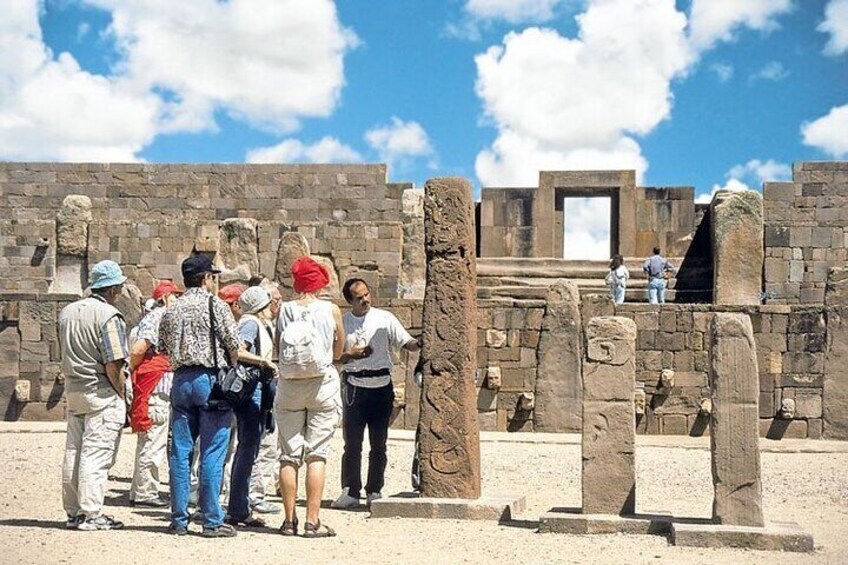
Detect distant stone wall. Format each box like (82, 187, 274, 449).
(0, 163, 424, 300)
(763, 162, 848, 304)
(0, 293, 837, 439)
(616, 303, 824, 439)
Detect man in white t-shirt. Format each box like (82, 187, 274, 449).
(331, 278, 420, 509)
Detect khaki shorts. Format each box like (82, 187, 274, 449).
(274, 373, 341, 467)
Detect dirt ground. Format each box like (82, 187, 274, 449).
(0, 427, 846, 565)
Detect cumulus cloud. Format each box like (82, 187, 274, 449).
(749, 60, 789, 83)
(709, 62, 734, 82)
(88, 0, 357, 134)
(696, 158, 791, 203)
(246, 136, 361, 164)
(802, 104, 848, 157)
(474, 0, 692, 186)
(465, 0, 566, 24)
(688, 0, 793, 52)
(0, 1, 160, 161)
(364, 117, 435, 169)
(562, 197, 612, 260)
(0, 0, 356, 161)
(819, 0, 848, 56)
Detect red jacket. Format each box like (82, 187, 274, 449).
(130, 352, 170, 433)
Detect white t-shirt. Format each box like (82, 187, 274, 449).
(343, 307, 414, 389)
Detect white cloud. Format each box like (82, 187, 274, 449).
(474, 0, 692, 186)
(76, 22, 90, 43)
(246, 136, 361, 164)
(709, 62, 734, 82)
(749, 60, 789, 82)
(365, 117, 435, 168)
(696, 158, 791, 203)
(562, 197, 612, 260)
(0, 2, 160, 161)
(802, 104, 848, 157)
(688, 0, 793, 52)
(87, 0, 357, 134)
(0, 0, 356, 161)
(465, 0, 566, 24)
(819, 0, 848, 56)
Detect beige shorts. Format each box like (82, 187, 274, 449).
(274, 373, 341, 467)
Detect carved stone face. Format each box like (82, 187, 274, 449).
(660, 369, 675, 390)
(780, 398, 796, 419)
(634, 389, 647, 416)
(699, 398, 712, 416)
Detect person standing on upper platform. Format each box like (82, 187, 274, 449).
(643, 247, 675, 305)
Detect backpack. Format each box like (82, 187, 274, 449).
(279, 304, 322, 379)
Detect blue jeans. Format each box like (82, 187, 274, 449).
(227, 382, 263, 521)
(648, 278, 667, 304)
(169, 367, 233, 529)
(613, 286, 626, 305)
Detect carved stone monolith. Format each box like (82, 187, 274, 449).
(418, 177, 481, 499)
(218, 218, 259, 276)
(56, 195, 92, 257)
(274, 232, 310, 298)
(710, 313, 764, 527)
(711, 191, 763, 305)
(582, 316, 637, 515)
(535, 281, 582, 432)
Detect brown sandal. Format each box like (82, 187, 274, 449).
(302, 519, 336, 538)
(279, 517, 298, 536)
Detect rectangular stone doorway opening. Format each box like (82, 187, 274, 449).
(560, 196, 613, 260)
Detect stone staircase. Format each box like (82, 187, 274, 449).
(476, 257, 712, 303)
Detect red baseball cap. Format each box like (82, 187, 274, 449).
(218, 283, 247, 304)
(152, 280, 182, 300)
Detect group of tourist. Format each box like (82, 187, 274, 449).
(58, 254, 420, 538)
(605, 247, 676, 305)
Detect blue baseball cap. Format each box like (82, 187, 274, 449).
(89, 260, 127, 289)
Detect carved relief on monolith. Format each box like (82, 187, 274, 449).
(418, 177, 481, 499)
(582, 316, 637, 515)
(710, 313, 764, 527)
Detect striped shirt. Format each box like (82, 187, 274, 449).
(101, 313, 129, 363)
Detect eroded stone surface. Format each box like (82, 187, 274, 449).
(275, 231, 310, 297)
(218, 218, 259, 275)
(400, 188, 425, 299)
(711, 191, 763, 305)
(311, 254, 341, 300)
(418, 177, 481, 499)
(582, 315, 636, 515)
(710, 313, 764, 527)
(824, 306, 848, 439)
(56, 195, 92, 257)
(535, 281, 582, 432)
(112, 282, 144, 330)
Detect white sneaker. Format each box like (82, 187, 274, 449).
(77, 514, 124, 531)
(366, 492, 382, 506)
(330, 488, 360, 509)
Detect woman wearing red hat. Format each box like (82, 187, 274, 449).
(274, 256, 345, 538)
(128, 280, 182, 507)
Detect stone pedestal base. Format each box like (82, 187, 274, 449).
(672, 521, 814, 552)
(369, 494, 525, 521)
(539, 509, 670, 535)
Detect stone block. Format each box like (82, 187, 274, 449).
(370, 495, 525, 521)
(710, 313, 763, 527)
(711, 191, 763, 305)
(671, 521, 814, 553)
(56, 195, 91, 257)
(535, 282, 582, 433)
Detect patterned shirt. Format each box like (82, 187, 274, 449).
(135, 306, 166, 350)
(101, 311, 129, 363)
(159, 287, 241, 371)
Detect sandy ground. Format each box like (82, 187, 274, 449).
(0, 427, 846, 565)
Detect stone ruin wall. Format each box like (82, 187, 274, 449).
(0, 162, 425, 300)
(2, 161, 848, 441)
(763, 162, 848, 305)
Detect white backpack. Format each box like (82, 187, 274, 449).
(279, 304, 322, 379)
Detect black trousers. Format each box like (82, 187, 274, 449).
(341, 381, 394, 497)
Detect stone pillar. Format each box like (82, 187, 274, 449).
(582, 316, 637, 515)
(535, 281, 582, 432)
(710, 191, 764, 305)
(824, 267, 848, 439)
(710, 313, 764, 527)
(418, 177, 481, 499)
(274, 232, 310, 298)
(51, 195, 92, 293)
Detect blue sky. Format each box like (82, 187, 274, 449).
(3, 0, 846, 207)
